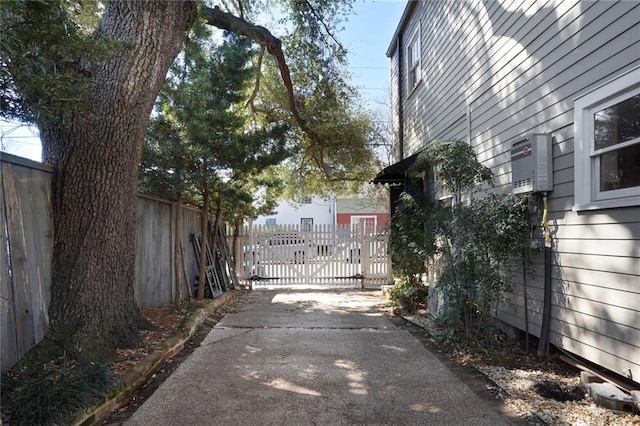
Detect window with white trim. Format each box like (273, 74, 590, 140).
(350, 215, 377, 233)
(407, 29, 421, 92)
(574, 67, 640, 210)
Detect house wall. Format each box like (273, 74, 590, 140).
(388, 9, 403, 163)
(335, 198, 390, 227)
(256, 198, 334, 227)
(390, 0, 640, 382)
(336, 213, 389, 227)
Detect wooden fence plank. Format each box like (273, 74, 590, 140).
(1, 155, 223, 372)
(22, 167, 52, 343)
(1, 162, 19, 372)
(135, 197, 176, 309)
(1, 164, 36, 361)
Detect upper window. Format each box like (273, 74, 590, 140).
(574, 67, 640, 210)
(407, 29, 421, 92)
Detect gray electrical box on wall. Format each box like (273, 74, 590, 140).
(511, 133, 553, 194)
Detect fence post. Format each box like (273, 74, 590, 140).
(172, 198, 183, 307)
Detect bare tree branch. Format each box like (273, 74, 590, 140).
(245, 46, 264, 113)
(302, 0, 346, 54)
(236, 0, 245, 19)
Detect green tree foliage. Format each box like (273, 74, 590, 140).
(139, 24, 292, 298)
(389, 141, 530, 338)
(412, 139, 493, 203)
(0, 0, 109, 122)
(139, 24, 290, 203)
(254, 60, 381, 201)
(235, 1, 381, 201)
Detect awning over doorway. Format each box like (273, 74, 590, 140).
(372, 151, 420, 184)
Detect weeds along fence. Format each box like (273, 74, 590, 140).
(0, 153, 219, 373)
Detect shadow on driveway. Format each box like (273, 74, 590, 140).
(126, 289, 517, 425)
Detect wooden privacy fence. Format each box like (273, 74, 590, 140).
(1, 155, 52, 374)
(0, 153, 231, 373)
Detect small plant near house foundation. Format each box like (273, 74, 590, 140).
(389, 140, 530, 344)
(388, 190, 434, 312)
(388, 276, 430, 312)
(435, 192, 530, 341)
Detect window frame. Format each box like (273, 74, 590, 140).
(406, 26, 421, 94)
(300, 218, 313, 231)
(574, 66, 640, 211)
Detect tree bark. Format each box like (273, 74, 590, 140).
(18, 1, 306, 367)
(38, 1, 197, 363)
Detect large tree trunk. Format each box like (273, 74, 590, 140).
(37, 1, 197, 364)
(13, 2, 295, 367)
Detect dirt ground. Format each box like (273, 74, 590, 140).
(101, 298, 242, 425)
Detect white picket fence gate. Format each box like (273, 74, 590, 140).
(240, 224, 392, 288)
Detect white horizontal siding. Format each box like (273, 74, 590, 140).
(396, 0, 640, 382)
(390, 39, 402, 162)
(550, 318, 639, 368)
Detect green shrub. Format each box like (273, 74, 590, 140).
(434, 193, 529, 338)
(389, 140, 531, 344)
(389, 276, 429, 313)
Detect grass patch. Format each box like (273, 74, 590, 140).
(2, 355, 115, 425)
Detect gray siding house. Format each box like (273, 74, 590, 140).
(377, 0, 639, 384)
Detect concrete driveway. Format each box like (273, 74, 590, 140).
(127, 290, 512, 425)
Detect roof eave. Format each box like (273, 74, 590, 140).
(386, 1, 419, 57)
(372, 149, 422, 184)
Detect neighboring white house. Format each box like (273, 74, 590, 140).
(254, 195, 390, 231)
(255, 198, 334, 229)
(377, 0, 640, 385)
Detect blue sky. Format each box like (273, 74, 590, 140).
(340, 0, 406, 110)
(0, 0, 407, 161)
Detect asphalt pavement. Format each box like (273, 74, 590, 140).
(126, 289, 513, 425)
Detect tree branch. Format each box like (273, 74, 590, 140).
(245, 46, 264, 113)
(201, 6, 324, 153)
(303, 0, 346, 54)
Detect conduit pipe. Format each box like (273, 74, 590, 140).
(537, 192, 553, 357)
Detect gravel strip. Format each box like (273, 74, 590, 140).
(402, 314, 640, 426)
(476, 365, 639, 425)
